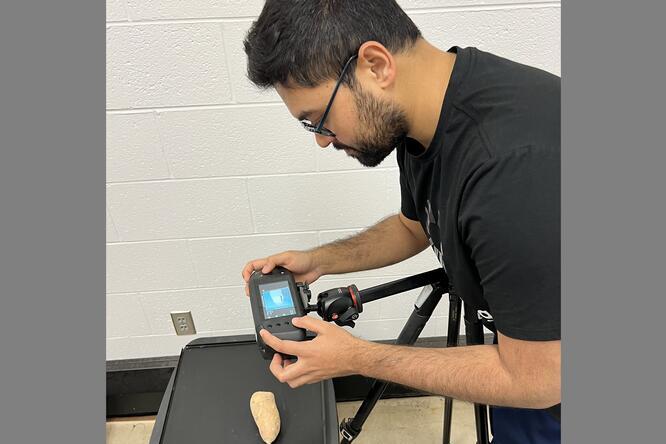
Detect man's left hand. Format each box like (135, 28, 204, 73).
(259, 316, 363, 388)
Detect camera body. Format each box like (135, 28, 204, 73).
(248, 267, 308, 360)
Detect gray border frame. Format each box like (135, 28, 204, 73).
(1, 0, 665, 442)
(0, 1, 105, 442)
(562, 0, 666, 442)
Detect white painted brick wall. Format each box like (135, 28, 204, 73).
(106, 0, 560, 360)
(107, 113, 171, 182)
(157, 105, 316, 177)
(106, 24, 233, 109)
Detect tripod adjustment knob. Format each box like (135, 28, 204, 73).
(335, 307, 360, 328)
(316, 284, 363, 327)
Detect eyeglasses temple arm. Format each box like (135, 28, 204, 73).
(315, 54, 359, 132)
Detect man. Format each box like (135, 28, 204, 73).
(241, 1, 560, 442)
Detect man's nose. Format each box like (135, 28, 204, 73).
(315, 133, 335, 148)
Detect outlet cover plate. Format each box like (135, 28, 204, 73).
(170, 311, 197, 336)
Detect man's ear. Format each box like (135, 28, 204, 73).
(356, 41, 397, 89)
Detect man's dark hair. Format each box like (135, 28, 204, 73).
(244, 0, 422, 89)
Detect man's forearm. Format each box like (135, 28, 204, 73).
(350, 341, 559, 409)
(310, 214, 428, 275)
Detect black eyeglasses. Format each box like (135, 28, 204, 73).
(300, 54, 358, 138)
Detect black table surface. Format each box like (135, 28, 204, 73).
(150, 335, 338, 444)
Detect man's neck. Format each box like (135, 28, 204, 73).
(396, 40, 457, 150)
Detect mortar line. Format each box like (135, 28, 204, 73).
(218, 22, 237, 104)
(404, 1, 560, 15)
(106, 206, 122, 242)
(184, 239, 204, 289)
(105, 2, 560, 27)
(106, 273, 427, 296)
(152, 111, 174, 179)
(104, 166, 399, 185)
(106, 101, 283, 114)
(134, 291, 156, 335)
(244, 178, 257, 234)
(105, 227, 367, 246)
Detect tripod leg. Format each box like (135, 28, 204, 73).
(442, 397, 454, 444)
(465, 309, 491, 444)
(340, 284, 445, 443)
(442, 294, 462, 444)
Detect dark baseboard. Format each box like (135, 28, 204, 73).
(106, 333, 493, 418)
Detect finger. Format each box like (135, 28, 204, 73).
(261, 259, 276, 274)
(242, 262, 256, 281)
(291, 315, 329, 334)
(259, 329, 302, 356)
(243, 259, 269, 296)
(271, 351, 283, 367)
(279, 359, 308, 382)
(242, 260, 265, 282)
(269, 353, 286, 382)
(287, 374, 318, 389)
(264, 251, 295, 273)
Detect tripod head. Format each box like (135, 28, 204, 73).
(297, 282, 363, 327)
(313, 285, 363, 327)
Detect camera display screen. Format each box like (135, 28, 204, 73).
(259, 281, 297, 319)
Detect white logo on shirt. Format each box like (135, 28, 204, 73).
(477, 310, 494, 322)
(424, 199, 446, 271)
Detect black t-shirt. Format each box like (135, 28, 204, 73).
(398, 46, 560, 342)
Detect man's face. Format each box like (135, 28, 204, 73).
(276, 79, 409, 167)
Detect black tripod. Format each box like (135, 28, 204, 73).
(303, 268, 491, 444)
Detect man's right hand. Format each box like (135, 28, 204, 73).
(241, 250, 324, 296)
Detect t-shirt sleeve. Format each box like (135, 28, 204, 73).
(396, 147, 418, 220)
(459, 145, 560, 341)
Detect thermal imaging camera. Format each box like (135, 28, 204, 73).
(249, 267, 309, 360)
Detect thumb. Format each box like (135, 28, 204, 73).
(262, 252, 290, 273)
(261, 259, 276, 274)
(291, 315, 328, 334)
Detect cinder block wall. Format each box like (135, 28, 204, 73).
(106, 0, 561, 360)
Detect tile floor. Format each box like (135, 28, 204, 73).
(106, 396, 486, 444)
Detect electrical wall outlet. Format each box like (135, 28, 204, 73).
(170, 311, 197, 336)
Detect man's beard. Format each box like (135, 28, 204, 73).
(333, 85, 410, 167)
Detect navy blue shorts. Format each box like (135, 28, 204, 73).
(490, 406, 561, 443)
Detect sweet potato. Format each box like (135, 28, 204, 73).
(250, 391, 281, 443)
